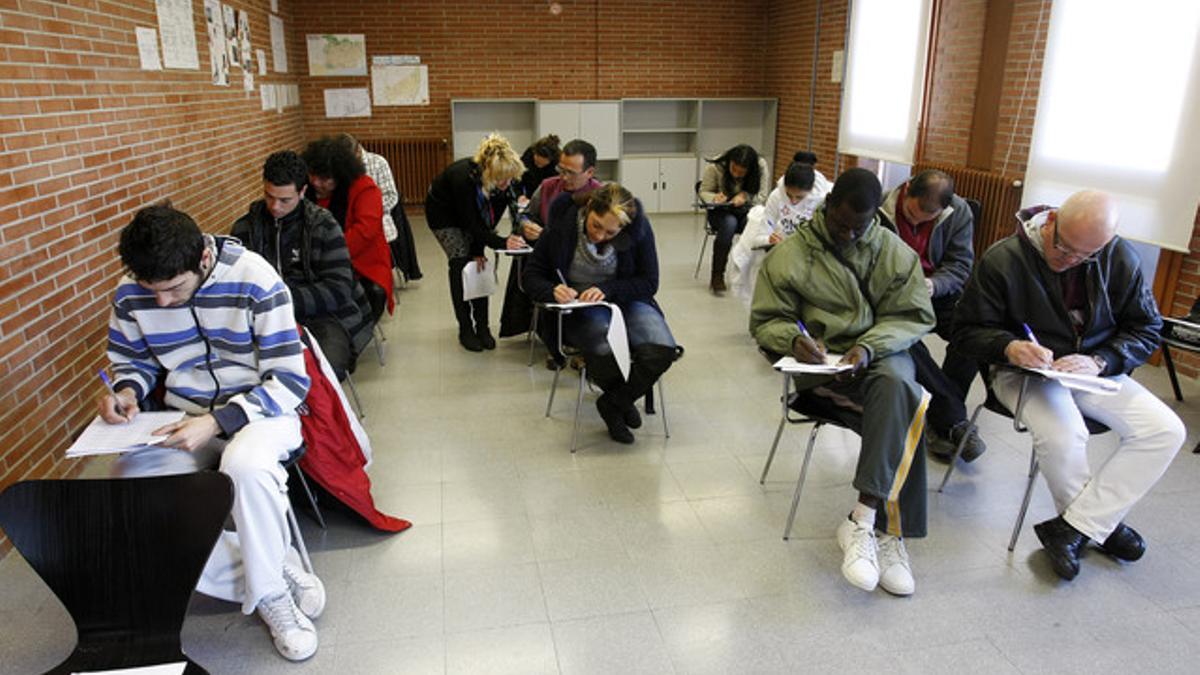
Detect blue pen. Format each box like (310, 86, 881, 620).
(796, 319, 811, 339)
(556, 269, 568, 287)
(1022, 323, 1040, 346)
(98, 370, 130, 422)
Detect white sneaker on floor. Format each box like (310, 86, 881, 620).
(876, 534, 915, 596)
(283, 562, 326, 619)
(257, 591, 318, 661)
(836, 517, 879, 592)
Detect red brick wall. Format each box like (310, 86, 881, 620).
(921, 0, 985, 166)
(293, 0, 770, 143)
(0, 0, 306, 556)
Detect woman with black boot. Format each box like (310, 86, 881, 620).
(425, 133, 527, 351)
(523, 184, 678, 444)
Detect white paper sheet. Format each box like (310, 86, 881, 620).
(461, 259, 497, 301)
(155, 0, 199, 70)
(135, 27, 162, 71)
(256, 48, 267, 75)
(75, 662, 186, 675)
(269, 14, 287, 73)
(66, 411, 185, 458)
(773, 355, 852, 374)
(1027, 368, 1122, 396)
(542, 301, 630, 380)
(203, 0, 227, 85)
(260, 83, 275, 110)
(323, 88, 371, 118)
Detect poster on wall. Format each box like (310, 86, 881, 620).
(203, 0, 228, 85)
(269, 14, 288, 73)
(135, 27, 162, 71)
(238, 10, 251, 68)
(256, 48, 267, 76)
(371, 64, 429, 106)
(154, 0, 199, 70)
(324, 88, 372, 118)
(307, 34, 367, 76)
(222, 4, 239, 67)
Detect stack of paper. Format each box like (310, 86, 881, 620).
(773, 355, 852, 374)
(1027, 368, 1122, 396)
(65, 411, 184, 458)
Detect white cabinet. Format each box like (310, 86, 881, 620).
(536, 101, 620, 160)
(621, 156, 697, 213)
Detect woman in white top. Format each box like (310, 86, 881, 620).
(728, 152, 830, 306)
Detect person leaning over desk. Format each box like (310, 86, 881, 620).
(523, 184, 678, 445)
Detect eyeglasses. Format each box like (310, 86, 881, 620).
(557, 165, 586, 178)
(1053, 219, 1102, 263)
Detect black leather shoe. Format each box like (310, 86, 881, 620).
(476, 325, 496, 350)
(1097, 522, 1146, 561)
(458, 329, 483, 352)
(1034, 516, 1088, 581)
(597, 395, 634, 444)
(624, 405, 642, 429)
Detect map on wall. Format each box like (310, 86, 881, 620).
(306, 34, 367, 76)
(324, 88, 372, 118)
(371, 64, 429, 106)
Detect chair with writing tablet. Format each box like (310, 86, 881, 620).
(539, 303, 676, 453)
(0, 471, 233, 674)
(936, 366, 1110, 551)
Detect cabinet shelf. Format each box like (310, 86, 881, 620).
(622, 128, 698, 134)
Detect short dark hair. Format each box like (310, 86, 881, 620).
(532, 134, 561, 161)
(792, 150, 819, 166)
(263, 150, 308, 192)
(119, 203, 206, 282)
(561, 139, 597, 170)
(907, 169, 954, 211)
(783, 161, 816, 191)
(827, 168, 883, 213)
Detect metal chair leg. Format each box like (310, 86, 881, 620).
(1162, 343, 1183, 402)
(291, 464, 326, 530)
(693, 232, 711, 279)
(657, 378, 669, 438)
(545, 364, 562, 417)
(344, 374, 365, 419)
(286, 504, 315, 575)
(527, 305, 540, 367)
(373, 325, 386, 365)
(937, 403, 986, 492)
(783, 423, 824, 540)
(570, 365, 587, 453)
(760, 415, 789, 484)
(1008, 452, 1041, 551)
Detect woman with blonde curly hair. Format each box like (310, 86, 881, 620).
(425, 133, 527, 351)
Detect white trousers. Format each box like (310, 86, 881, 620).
(992, 370, 1184, 542)
(114, 413, 302, 614)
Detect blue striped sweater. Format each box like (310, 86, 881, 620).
(107, 236, 310, 433)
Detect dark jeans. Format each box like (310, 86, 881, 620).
(932, 292, 979, 405)
(708, 209, 748, 249)
(560, 301, 677, 400)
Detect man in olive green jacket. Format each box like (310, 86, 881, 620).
(750, 168, 935, 597)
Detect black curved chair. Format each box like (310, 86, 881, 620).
(0, 472, 233, 674)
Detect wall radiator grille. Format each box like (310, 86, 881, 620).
(914, 162, 1024, 258)
(360, 138, 448, 206)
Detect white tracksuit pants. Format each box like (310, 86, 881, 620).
(114, 412, 302, 614)
(992, 371, 1184, 542)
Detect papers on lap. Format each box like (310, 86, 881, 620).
(461, 259, 497, 300)
(66, 411, 185, 458)
(773, 355, 851, 374)
(542, 301, 630, 379)
(1025, 367, 1122, 396)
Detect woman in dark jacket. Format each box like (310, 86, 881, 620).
(425, 133, 526, 351)
(523, 183, 678, 444)
(518, 134, 561, 199)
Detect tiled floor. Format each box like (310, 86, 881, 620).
(3, 212, 1200, 674)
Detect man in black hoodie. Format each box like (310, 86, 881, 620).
(232, 150, 373, 376)
(955, 189, 1184, 581)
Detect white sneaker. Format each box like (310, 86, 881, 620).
(836, 517, 879, 592)
(257, 591, 318, 661)
(876, 534, 915, 596)
(283, 562, 327, 619)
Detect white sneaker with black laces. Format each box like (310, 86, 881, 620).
(836, 517, 879, 592)
(282, 562, 326, 619)
(257, 591, 318, 661)
(876, 534, 915, 596)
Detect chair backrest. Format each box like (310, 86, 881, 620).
(964, 197, 983, 231)
(0, 472, 233, 664)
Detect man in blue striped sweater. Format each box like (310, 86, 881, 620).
(100, 204, 325, 662)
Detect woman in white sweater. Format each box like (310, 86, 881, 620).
(728, 152, 830, 305)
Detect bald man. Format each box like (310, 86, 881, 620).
(953, 190, 1184, 581)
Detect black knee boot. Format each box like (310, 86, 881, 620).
(471, 297, 495, 349)
(588, 355, 635, 444)
(710, 239, 730, 294)
(448, 259, 482, 352)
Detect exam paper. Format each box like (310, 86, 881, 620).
(461, 259, 497, 300)
(773, 355, 851, 374)
(66, 411, 185, 458)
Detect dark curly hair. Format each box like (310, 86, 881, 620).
(119, 202, 206, 282)
(301, 135, 366, 226)
(708, 144, 762, 200)
(263, 150, 308, 192)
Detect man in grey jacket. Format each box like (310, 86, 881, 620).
(879, 170, 983, 461)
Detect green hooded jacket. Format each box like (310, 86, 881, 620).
(749, 206, 935, 368)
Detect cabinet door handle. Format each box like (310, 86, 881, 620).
(652, 181, 657, 191)
(662, 181, 667, 191)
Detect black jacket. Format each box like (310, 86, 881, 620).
(424, 157, 507, 256)
(953, 210, 1161, 377)
(523, 195, 662, 313)
(231, 199, 374, 352)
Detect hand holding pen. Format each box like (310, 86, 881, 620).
(97, 370, 138, 424)
(553, 269, 578, 304)
(791, 319, 827, 365)
(1004, 323, 1054, 369)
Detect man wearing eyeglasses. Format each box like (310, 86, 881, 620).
(953, 189, 1184, 581)
(522, 139, 603, 238)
